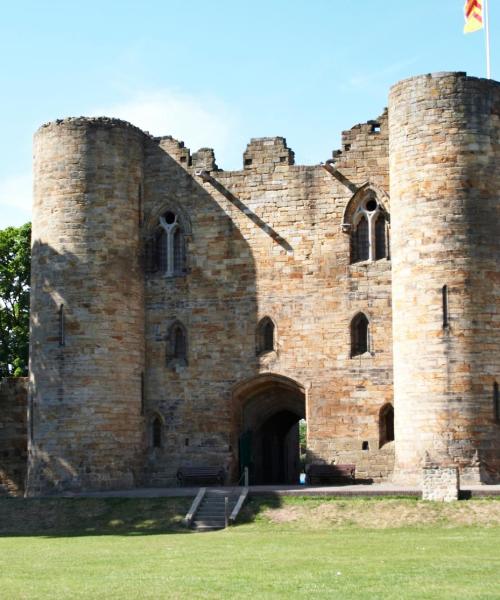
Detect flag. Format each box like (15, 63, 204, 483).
(464, 0, 484, 33)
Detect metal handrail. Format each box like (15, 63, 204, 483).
(226, 467, 249, 525)
(229, 487, 249, 524)
(183, 487, 206, 527)
(185, 468, 249, 529)
(227, 466, 248, 496)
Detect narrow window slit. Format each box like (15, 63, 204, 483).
(494, 382, 499, 422)
(140, 372, 145, 416)
(442, 285, 449, 328)
(138, 183, 143, 226)
(263, 321, 274, 352)
(29, 396, 34, 443)
(152, 417, 162, 448)
(58, 304, 65, 347)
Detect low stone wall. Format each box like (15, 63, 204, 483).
(422, 464, 459, 502)
(0, 378, 28, 496)
(308, 439, 395, 482)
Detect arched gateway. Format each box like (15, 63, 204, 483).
(232, 374, 306, 485)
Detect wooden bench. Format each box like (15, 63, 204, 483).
(306, 463, 356, 485)
(177, 466, 226, 487)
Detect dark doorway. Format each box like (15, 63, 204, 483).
(258, 410, 300, 484)
(235, 374, 305, 485)
(379, 403, 394, 448)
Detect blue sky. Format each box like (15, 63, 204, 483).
(0, 0, 497, 228)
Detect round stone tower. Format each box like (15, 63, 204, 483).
(27, 118, 147, 495)
(389, 72, 500, 484)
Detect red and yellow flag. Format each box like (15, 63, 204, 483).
(464, 0, 484, 33)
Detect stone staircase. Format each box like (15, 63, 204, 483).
(190, 489, 240, 531)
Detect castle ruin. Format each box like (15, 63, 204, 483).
(2, 71, 499, 496)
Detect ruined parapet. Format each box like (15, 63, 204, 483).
(243, 137, 294, 170)
(157, 136, 191, 167)
(192, 147, 218, 172)
(332, 110, 389, 192)
(0, 378, 28, 496)
(389, 73, 500, 484)
(27, 117, 147, 495)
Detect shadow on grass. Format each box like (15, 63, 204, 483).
(0, 493, 288, 537)
(4, 490, 467, 537)
(0, 497, 195, 538)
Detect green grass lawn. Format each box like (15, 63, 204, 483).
(0, 496, 499, 599)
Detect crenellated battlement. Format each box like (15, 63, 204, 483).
(242, 137, 295, 170)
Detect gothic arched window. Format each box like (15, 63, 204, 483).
(167, 321, 188, 367)
(173, 326, 186, 360)
(379, 404, 394, 448)
(148, 211, 186, 276)
(257, 317, 276, 355)
(351, 313, 369, 357)
(347, 192, 389, 264)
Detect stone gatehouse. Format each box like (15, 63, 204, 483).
(4, 71, 498, 496)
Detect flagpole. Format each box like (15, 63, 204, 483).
(485, 0, 491, 78)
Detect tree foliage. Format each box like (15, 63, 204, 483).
(0, 223, 31, 377)
(299, 418, 307, 467)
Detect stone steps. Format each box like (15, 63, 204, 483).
(190, 491, 239, 531)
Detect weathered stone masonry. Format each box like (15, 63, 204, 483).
(28, 119, 145, 495)
(13, 71, 499, 495)
(0, 378, 28, 496)
(390, 73, 500, 484)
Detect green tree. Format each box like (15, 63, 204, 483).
(0, 223, 31, 377)
(299, 418, 307, 468)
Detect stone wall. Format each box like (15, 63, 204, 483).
(0, 378, 27, 496)
(389, 73, 500, 484)
(422, 464, 459, 502)
(142, 114, 394, 485)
